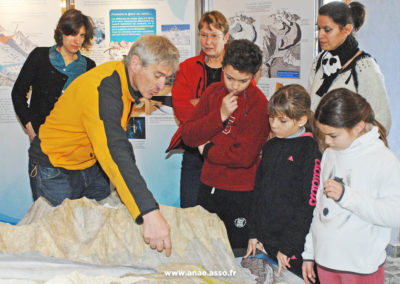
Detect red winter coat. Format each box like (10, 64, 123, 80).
(172, 50, 223, 124)
(181, 81, 269, 191)
(167, 51, 221, 152)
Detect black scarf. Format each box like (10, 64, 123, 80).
(316, 35, 359, 97)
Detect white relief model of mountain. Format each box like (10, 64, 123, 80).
(0, 194, 250, 283)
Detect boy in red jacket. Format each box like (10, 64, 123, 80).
(181, 39, 270, 255)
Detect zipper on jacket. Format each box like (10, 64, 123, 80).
(196, 78, 202, 98)
(196, 60, 207, 98)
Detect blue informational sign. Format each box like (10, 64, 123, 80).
(161, 24, 190, 32)
(277, 70, 300, 78)
(109, 9, 156, 42)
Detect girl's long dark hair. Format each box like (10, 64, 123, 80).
(315, 88, 387, 147)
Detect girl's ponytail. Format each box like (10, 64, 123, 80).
(374, 120, 388, 147)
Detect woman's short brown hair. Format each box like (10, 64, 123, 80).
(54, 9, 94, 50)
(198, 10, 229, 34)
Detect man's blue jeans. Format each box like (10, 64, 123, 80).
(29, 160, 110, 206)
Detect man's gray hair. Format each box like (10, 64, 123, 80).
(124, 35, 180, 72)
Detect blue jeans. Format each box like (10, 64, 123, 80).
(180, 147, 203, 208)
(29, 160, 110, 206)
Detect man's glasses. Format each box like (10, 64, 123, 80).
(199, 33, 224, 41)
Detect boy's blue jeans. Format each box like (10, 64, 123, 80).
(29, 160, 110, 206)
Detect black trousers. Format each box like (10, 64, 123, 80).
(180, 147, 203, 208)
(197, 182, 253, 251)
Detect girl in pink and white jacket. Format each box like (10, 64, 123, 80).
(302, 88, 400, 284)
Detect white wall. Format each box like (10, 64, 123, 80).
(357, 0, 400, 246)
(356, 0, 400, 157)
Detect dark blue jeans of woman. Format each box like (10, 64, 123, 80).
(180, 146, 203, 208)
(29, 160, 110, 206)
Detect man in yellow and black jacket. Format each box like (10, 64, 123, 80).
(28, 35, 179, 256)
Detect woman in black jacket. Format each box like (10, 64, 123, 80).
(12, 9, 96, 141)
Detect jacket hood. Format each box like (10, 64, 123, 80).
(338, 126, 382, 155)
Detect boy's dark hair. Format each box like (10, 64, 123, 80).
(54, 9, 95, 50)
(222, 39, 262, 75)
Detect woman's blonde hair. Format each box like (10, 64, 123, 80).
(198, 10, 229, 34)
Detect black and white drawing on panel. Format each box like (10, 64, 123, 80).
(261, 9, 301, 78)
(229, 14, 257, 43)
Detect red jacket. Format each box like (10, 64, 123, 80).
(181, 82, 270, 191)
(171, 50, 223, 124)
(167, 51, 224, 152)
